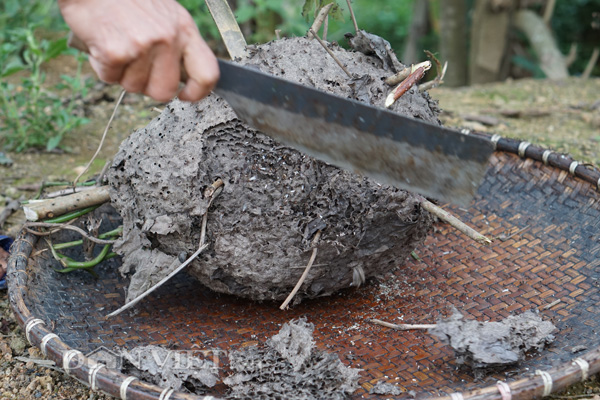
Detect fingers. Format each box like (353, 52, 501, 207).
(144, 46, 182, 102)
(119, 53, 153, 94)
(178, 36, 220, 102)
(88, 55, 126, 84)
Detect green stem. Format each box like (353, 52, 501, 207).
(54, 242, 112, 270)
(42, 205, 100, 223)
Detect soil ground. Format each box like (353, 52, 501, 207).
(0, 55, 599, 398)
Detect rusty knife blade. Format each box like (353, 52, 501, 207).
(215, 60, 493, 206)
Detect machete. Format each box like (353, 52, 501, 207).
(68, 34, 493, 206)
(215, 60, 493, 206)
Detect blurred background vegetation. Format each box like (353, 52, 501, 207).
(0, 0, 599, 152)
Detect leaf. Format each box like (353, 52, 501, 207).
(329, 2, 344, 22)
(301, 0, 317, 21)
(46, 135, 62, 151)
(44, 37, 68, 62)
(1, 59, 25, 78)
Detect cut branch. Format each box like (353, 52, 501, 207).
(23, 186, 110, 221)
(385, 64, 429, 107)
(385, 60, 431, 86)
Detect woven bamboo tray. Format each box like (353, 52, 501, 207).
(8, 132, 600, 400)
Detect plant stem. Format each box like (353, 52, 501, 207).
(43, 205, 100, 224)
(52, 226, 123, 250)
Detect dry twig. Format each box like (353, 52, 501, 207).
(309, 28, 352, 79)
(24, 222, 117, 245)
(345, 0, 359, 34)
(420, 198, 492, 245)
(369, 318, 436, 330)
(280, 230, 322, 310)
(106, 243, 208, 318)
(419, 50, 447, 92)
(73, 90, 126, 188)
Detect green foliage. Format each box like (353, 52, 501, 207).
(178, 0, 223, 44)
(0, 27, 91, 152)
(180, 0, 413, 51)
(0, 0, 65, 37)
(301, 0, 344, 22)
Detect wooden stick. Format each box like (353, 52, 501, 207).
(23, 186, 110, 221)
(309, 29, 352, 78)
(307, 3, 334, 40)
(280, 231, 322, 310)
(369, 318, 436, 330)
(204, 0, 247, 59)
(385, 65, 427, 107)
(385, 60, 431, 86)
(420, 199, 492, 245)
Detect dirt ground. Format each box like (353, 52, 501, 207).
(0, 55, 599, 399)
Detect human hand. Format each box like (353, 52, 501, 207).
(58, 0, 219, 102)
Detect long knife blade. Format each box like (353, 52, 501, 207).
(215, 60, 493, 206)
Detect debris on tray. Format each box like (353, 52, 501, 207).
(224, 319, 361, 399)
(429, 309, 556, 369)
